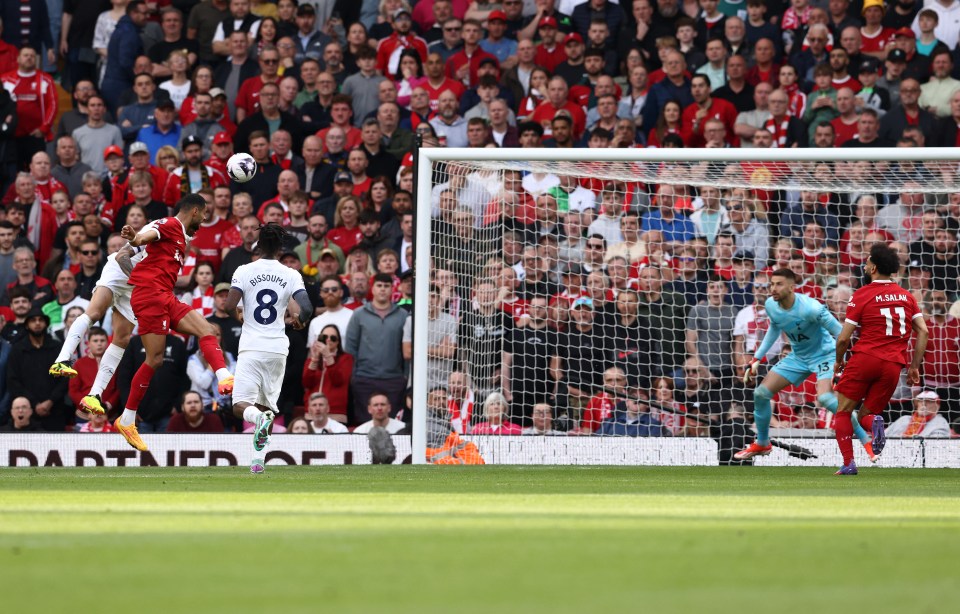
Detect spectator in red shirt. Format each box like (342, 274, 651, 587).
(531, 76, 587, 138)
(376, 8, 428, 76)
(166, 390, 225, 433)
(681, 74, 739, 147)
(315, 94, 363, 152)
(1, 46, 58, 168)
(235, 45, 281, 123)
(830, 87, 860, 145)
(923, 289, 960, 424)
(445, 19, 497, 89)
(534, 16, 567, 73)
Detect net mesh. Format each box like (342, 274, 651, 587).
(420, 153, 960, 465)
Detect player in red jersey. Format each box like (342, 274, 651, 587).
(113, 194, 235, 451)
(832, 244, 929, 475)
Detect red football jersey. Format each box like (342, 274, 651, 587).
(128, 217, 191, 292)
(844, 280, 921, 365)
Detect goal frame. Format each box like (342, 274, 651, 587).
(411, 146, 960, 464)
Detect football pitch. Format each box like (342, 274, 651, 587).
(1, 466, 958, 614)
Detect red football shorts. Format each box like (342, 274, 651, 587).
(131, 287, 193, 335)
(834, 352, 904, 413)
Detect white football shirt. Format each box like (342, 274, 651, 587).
(231, 258, 306, 355)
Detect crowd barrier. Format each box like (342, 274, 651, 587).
(1, 435, 957, 467)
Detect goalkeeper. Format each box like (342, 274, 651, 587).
(735, 269, 874, 461)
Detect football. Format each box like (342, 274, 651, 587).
(226, 153, 258, 183)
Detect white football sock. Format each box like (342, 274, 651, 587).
(90, 343, 126, 396)
(243, 406, 261, 424)
(120, 409, 137, 426)
(216, 368, 232, 382)
(55, 313, 91, 363)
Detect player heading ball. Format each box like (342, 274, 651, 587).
(113, 194, 236, 451)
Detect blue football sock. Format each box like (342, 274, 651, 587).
(818, 392, 868, 444)
(754, 384, 773, 446)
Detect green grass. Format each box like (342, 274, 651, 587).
(1, 467, 958, 614)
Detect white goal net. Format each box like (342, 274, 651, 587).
(412, 148, 960, 466)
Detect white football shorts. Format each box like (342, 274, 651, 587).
(232, 350, 288, 412)
(94, 260, 137, 324)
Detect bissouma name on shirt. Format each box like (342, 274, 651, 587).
(249, 274, 288, 288)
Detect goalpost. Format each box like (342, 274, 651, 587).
(412, 147, 960, 466)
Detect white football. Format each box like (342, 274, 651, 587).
(227, 153, 258, 183)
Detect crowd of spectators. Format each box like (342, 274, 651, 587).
(0, 0, 959, 448)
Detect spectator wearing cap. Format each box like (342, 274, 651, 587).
(891, 27, 936, 83)
(860, 0, 897, 60)
(554, 32, 587, 88)
(309, 171, 350, 232)
(206, 130, 235, 179)
(100, 2, 148, 115)
(377, 8, 429, 78)
(445, 19, 498, 90)
(162, 136, 228, 207)
(855, 57, 891, 114)
(72, 95, 123, 175)
(879, 48, 908, 106)
(117, 73, 163, 145)
(534, 16, 568, 74)
(292, 3, 331, 65)
(7, 307, 69, 431)
(919, 48, 960, 117)
(887, 390, 952, 437)
(480, 10, 519, 68)
(136, 98, 182, 161)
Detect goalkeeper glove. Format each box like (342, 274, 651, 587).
(743, 357, 766, 385)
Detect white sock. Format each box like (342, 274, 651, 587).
(90, 343, 126, 396)
(55, 313, 92, 363)
(120, 409, 137, 426)
(216, 368, 232, 382)
(243, 406, 261, 423)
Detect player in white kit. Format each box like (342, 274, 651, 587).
(47, 240, 148, 415)
(225, 223, 313, 473)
